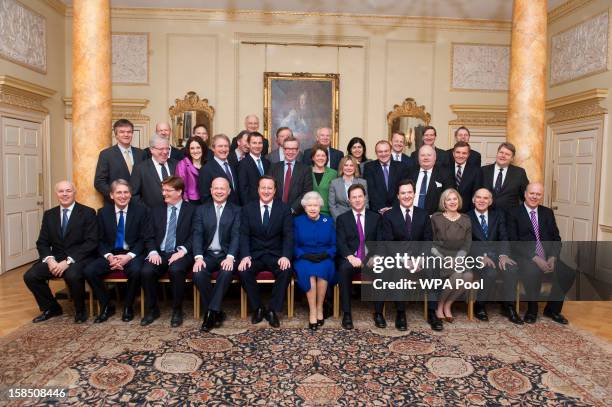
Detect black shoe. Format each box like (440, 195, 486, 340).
(474, 304, 489, 321)
(251, 307, 265, 324)
(427, 310, 444, 331)
(308, 322, 318, 331)
(317, 319, 325, 327)
(543, 310, 569, 325)
(342, 313, 354, 330)
(523, 312, 537, 324)
(373, 312, 387, 329)
(74, 310, 88, 324)
(94, 304, 116, 323)
(121, 306, 134, 322)
(214, 311, 226, 328)
(502, 305, 524, 325)
(171, 309, 183, 328)
(140, 308, 160, 326)
(32, 307, 63, 323)
(265, 310, 280, 328)
(201, 310, 217, 332)
(395, 311, 407, 331)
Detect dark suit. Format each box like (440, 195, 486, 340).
(198, 158, 239, 205)
(231, 135, 269, 156)
(23, 203, 97, 314)
(408, 166, 454, 215)
(83, 202, 149, 309)
(363, 160, 409, 213)
(94, 145, 145, 203)
(143, 145, 184, 162)
(481, 164, 529, 211)
(446, 148, 481, 169)
(507, 204, 575, 314)
(449, 162, 482, 213)
(469, 209, 517, 304)
(270, 161, 313, 214)
(141, 202, 196, 312)
(392, 153, 415, 170)
(302, 147, 344, 170)
(239, 200, 293, 312)
(228, 149, 246, 167)
(336, 209, 382, 313)
(130, 158, 178, 208)
(411, 146, 449, 168)
(267, 148, 303, 164)
(192, 201, 241, 312)
(237, 154, 271, 205)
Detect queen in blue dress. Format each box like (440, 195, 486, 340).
(293, 191, 336, 330)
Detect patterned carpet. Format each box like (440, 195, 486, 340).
(1, 303, 611, 406)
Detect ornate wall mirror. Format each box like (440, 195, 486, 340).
(387, 98, 431, 155)
(169, 91, 215, 147)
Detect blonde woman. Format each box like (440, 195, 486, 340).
(328, 155, 368, 220)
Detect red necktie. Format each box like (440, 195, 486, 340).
(282, 162, 292, 203)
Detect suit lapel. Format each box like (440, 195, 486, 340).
(64, 204, 79, 238)
(124, 204, 133, 237)
(112, 145, 130, 173)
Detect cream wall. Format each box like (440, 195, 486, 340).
(0, 0, 66, 192)
(547, 0, 612, 238)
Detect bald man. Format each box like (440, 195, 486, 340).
(23, 181, 98, 323)
(143, 122, 184, 161)
(407, 144, 453, 215)
(231, 115, 269, 156)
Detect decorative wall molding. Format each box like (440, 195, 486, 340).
(41, 0, 66, 16)
(63, 97, 150, 121)
(550, 11, 609, 86)
(546, 88, 608, 123)
(449, 104, 508, 127)
(548, 0, 594, 24)
(112, 33, 149, 85)
(0, 75, 55, 113)
(600, 224, 612, 234)
(0, 0, 47, 73)
(451, 43, 510, 92)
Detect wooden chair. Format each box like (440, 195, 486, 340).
(239, 271, 294, 319)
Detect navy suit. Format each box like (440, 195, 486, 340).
(481, 164, 529, 211)
(449, 162, 483, 213)
(141, 202, 196, 313)
(130, 158, 178, 208)
(192, 201, 241, 312)
(392, 153, 415, 170)
(239, 200, 293, 312)
(302, 147, 344, 170)
(94, 145, 145, 203)
(237, 155, 270, 205)
(336, 209, 382, 313)
(83, 202, 149, 308)
(198, 158, 240, 205)
(407, 166, 454, 215)
(363, 160, 409, 213)
(446, 148, 481, 168)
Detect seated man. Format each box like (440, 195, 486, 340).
(507, 182, 576, 324)
(192, 177, 241, 332)
(336, 184, 382, 330)
(140, 176, 196, 327)
(84, 179, 149, 323)
(24, 181, 97, 323)
(469, 188, 522, 324)
(238, 176, 293, 328)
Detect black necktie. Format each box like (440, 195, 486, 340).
(263, 205, 270, 229)
(405, 208, 412, 237)
(494, 168, 503, 194)
(160, 163, 169, 180)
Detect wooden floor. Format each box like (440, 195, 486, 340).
(1, 264, 611, 341)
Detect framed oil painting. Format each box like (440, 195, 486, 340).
(264, 72, 339, 151)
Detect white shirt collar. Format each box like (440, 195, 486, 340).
(60, 202, 76, 212)
(260, 200, 273, 209)
(168, 200, 183, 211)
(524, 203, 538, 214)
(352, 208, 365, 218)
(400, 204, 414, 215)
(115, 205, 128, 214)
(494, 163, 507, 172)
(152, 157, 167, 167)
(474, 209, 488, 218)
(250, 153, 262, 161)
(117, 144, 132, 154)
(214, 156, 228, 166)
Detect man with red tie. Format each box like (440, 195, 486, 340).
(270, 135, 313, 215)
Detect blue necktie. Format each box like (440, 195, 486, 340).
(61, 208, 69, 237)
(382, 164, 389, 190)
(223, 162, 235, 189)
(164, 206, 177, 252)
(417, 171, 428, 208)
(257, 159, 264, 176)
(494, 168, 503, 194)
(480, 214, 489, 239)
(263, 205, 270, 229)
(114, 210, 125, 250)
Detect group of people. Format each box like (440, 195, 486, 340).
(23, 115, 575, 333)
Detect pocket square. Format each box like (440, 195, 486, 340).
(435, 181, 442, 188)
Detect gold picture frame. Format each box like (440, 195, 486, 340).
(264, 72, 339, 150)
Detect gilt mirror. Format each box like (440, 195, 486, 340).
(387, 98, 431, 155)
(169, 91, 215, 147)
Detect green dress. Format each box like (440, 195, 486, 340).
(312, 167, 338, 216)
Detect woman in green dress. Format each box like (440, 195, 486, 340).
(310, 144, 337, 216)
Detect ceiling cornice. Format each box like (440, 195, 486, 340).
(42, 0, 67, 16)
(548, 0, 594, 24)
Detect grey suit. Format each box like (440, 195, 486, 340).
(130, 158, 177, 208)
(328, 177, 368, 220)
(267, 148, 303, 164)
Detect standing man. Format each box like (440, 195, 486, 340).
(143, 122, 184, 161)
(192, 177, 241, 332)
(302, 127, 344, 170)
(336, 184, 382, 330)
(363, 140, 409, 215)
(84, 179, 149, 323)
(94, 119, 145, 203)
(130, 134, 178, 208)
(267, 127, 303, 164)
(407, 145, 453, 215)
(198, 134, 239, 205)
(23, 181, 97, 323)
(409, 125, 449, 168)
(390, 132, 414, 169)
(140, 176, 196, 327)
(231, 114, 269, 156)
(446, 126, 481, 168)
(238, 132, 271, 205)
(481, 142, 529, 211)
(229, 130, 250, 165)
(270, 136, 313, 214)
(507, 183, 575, 324)
(449, 141, 482, 213)
(238, 176, 293, 328)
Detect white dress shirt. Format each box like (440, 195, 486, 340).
(152, 158, 170, 182)
(415, 168, 431, 196)
(493, 164, 508, 189)
(260, 200, 273, 223)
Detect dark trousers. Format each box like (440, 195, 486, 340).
(519, 258, 576, 314)
(192, 253, 235, 313)
(23, 259, 89, 313)
(337, 259, 358, 313)
(83, 255, 144, 308)
(476, 264, 519, 307)
(140, 252, 193, 313)
(239, 254, 291, 312)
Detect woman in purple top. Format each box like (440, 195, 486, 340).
(175, 136, 208, 204)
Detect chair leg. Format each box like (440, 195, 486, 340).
(193, 284, 199, 320)
(333, 285, 340, 319)
(140, 287, 145, 318)
(467, 290, 474, 320)
(240, 287, 247, 319)
(515, 282, 521, 314)
(423, 293, 428, 320)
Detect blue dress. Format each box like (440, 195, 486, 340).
(293, 214, 337, 292)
